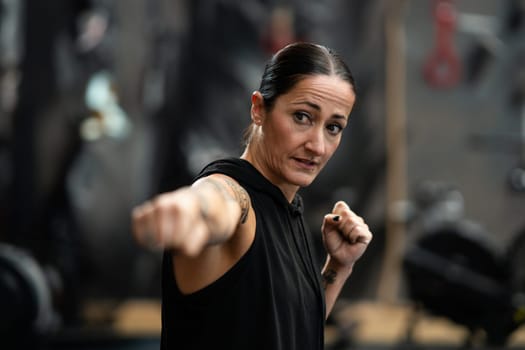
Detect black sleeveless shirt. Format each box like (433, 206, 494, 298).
(161, 158, 326, 349)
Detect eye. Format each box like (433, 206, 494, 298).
(326, 123, 344, 135)
(293, 111, 312, 124)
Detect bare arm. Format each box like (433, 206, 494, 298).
(132, 174, 250, 256)
(322, 256, 354, 318)
(191, 176, 249, 243)
(321, 201, 372, 319)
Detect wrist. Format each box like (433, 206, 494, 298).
(324, 255, 354, 275)
(322, 256, 353, 289)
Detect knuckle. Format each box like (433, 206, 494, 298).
(334, 200, 346, 210)
(131, 207, 142, 220)
(152, 197, 166, 211)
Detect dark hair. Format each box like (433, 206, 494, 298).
(242, 42, 356, 145)
(259, 42, 356, 110)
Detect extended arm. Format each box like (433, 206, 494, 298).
(132, 174, 250, 256)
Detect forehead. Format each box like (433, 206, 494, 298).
(282, 75, 355, 114)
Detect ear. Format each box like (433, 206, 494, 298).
(251, 91, 265, 125)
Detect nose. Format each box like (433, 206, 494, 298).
(305, 127, 325, 156)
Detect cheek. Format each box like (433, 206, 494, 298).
(324, 138, 341, 158)
(267, 119, 295, 149)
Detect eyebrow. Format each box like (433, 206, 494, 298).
(292, 100, 320, 110)
(291, 100, 348, 120)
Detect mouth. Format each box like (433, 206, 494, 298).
(292, 157, 318, 171)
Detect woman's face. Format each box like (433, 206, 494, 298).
(248, 74, 356, 199)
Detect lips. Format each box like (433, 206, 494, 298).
(293, 157, 318, 170)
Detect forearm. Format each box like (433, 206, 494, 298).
(322, 256, 354, 319)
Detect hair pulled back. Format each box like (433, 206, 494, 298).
(259, 42, 356, 110)
(243, 42, 356, 146)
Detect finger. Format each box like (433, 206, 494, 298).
(164, 190, 202, 248)
(334, 204, 365, 226)
(347, 224, 373, 245)
(131, 202, 152, 244)
(332, 201, 361, 222)
(322, 213, 342, 232)
(181, 220, 208, 257)
(332, 200, 351, 213)
(138, 201, 164, 250)
(338, 221, 360, 243)
(143, 228, 163, 251)
(329, 201, 373, 244)
(131, 205, 145, 242)
(327, 211, 359, 233)
(326, 214, 342, 223)
(153, 195, 178, 246)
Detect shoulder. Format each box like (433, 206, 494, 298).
(174, 174, 257, 294)
(194, 174, 251, 216)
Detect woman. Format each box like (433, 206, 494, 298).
(132, 42, 372, 350)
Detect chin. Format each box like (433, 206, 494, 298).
(291, 174, 317, 188)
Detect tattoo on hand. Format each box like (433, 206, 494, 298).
(322, 268, 337, 289)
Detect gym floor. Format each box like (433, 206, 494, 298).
(36, 299, 525, 350)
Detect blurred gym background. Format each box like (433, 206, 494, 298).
(0, 0, 524, 349)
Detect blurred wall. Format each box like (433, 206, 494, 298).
(0, 0, 523, 329)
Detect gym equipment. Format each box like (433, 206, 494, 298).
(403, 224, 518, 345)
(508, 227, 525, 302)
(0, 243, 59, 342)
(423, 0, 462, 88)
(402, 182, 525, 346)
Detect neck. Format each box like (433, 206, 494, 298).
(241, 146, 298, 203)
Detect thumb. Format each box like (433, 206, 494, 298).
(332, 200, 351, 214)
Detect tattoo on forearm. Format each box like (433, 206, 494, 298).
(322, 268, 337, 289)
(201, 177, 249, 224)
